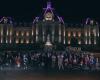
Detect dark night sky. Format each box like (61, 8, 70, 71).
(0, 0, 100, 23)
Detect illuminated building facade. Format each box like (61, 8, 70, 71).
(0, 2, 99, 51)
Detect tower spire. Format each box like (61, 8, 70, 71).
(43, 1, 54, 15)
(47, 2, 52, 9)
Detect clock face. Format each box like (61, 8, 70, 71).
(45, 12, 53, 21)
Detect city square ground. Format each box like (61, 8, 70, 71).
(0, 70, 100, 80)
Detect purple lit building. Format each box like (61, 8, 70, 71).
(0, 2, 99, 51)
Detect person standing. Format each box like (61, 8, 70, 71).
(57, 53, 64, 70)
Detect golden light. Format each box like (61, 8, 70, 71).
(1, 31, 3, 36)
(64, 39, 65, 44)
(78, 32, 81, 37)
(89, 32, 91, 36)
(73, 32, 76, 37)
(89, 39, 91, 44)
(45, 35, 52, 46)
(93, 29, 96, 36)
(45, 12, 53, 21)
(68, 32, 71, 37)
(10, 30, 12, 36)
(16, 39, 19, 44)
(26, 32, 29, 36)
(78, 40, 81, 44)
(45, 41, 52, 46)
(10, 38, 12, 43)
(32, 30, 34, 36)
(36, 36, 38, 42)
(85, 31, 87, 37)
(36, 28, 38, 35)
(16, 32, 19, 36)
(98, 32, 99, 37)
(85, 40, 87, 44)
(0, 27, 3, 36)
(26, 39, 29, 44)
(6, 39, 8, 43)
(21, 31, 24, 36)
(7, 30, 9, 36)
(94, 40, 96, 44)
(68, 40, 70, 44)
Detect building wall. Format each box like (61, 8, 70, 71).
(0, 18, 99, 48)
(0, 22, 99, 46)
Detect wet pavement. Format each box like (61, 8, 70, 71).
(0, 70, 100, 80)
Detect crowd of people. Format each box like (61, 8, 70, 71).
(0, 49, 100, 71)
